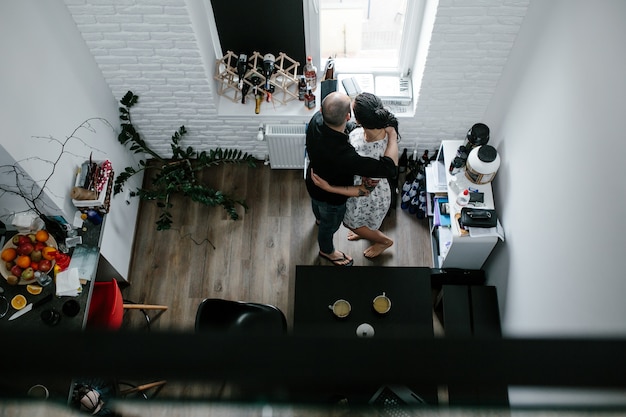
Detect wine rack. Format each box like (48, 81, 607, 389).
(214, 51, 301, 105)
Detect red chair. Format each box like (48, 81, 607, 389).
(87, 279, 168, 330)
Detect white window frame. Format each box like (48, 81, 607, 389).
(303, 0, 427, 77)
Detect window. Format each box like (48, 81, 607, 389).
(304, 0, 425, 76)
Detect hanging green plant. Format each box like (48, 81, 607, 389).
(113, 91, 256, 231)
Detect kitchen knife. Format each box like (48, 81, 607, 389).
(8, 293, 53, 321)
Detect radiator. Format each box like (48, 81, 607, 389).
(265, 124, 306, 169)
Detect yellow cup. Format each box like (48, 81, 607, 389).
(373, 292, 391, 314)
(329, 299, 351, 318)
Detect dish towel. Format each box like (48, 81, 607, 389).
(55, 268, 82, 297)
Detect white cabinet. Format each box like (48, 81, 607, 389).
(425, 140, 499, 269)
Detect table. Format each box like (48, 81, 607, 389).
(294, 265, 434, 338)
(292, 265, 438, 406)
(0, 219, 102, 400)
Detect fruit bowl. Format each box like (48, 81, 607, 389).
(0, 233, 57, 285)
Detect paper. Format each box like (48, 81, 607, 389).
(55, 268, 82, 297)
(468, 219, 505, 241)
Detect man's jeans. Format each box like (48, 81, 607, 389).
(311, 198, 346, 255)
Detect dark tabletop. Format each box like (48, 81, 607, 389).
(0, 219, 102, 402)
(294, 265, 434, 338)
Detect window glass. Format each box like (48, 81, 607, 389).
(319, 0, 408, 73)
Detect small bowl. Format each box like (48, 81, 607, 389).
(62, 299, 80, 317)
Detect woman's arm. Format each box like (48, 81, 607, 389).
(311, 170, 370, 197)
(383, 127, 399, 165)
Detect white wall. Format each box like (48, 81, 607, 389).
(483, 0, 626, 404)
(0, 1, 143, 280)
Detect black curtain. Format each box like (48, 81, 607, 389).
(210, 0, 306, 68)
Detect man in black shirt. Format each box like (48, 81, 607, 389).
(305, 92, 398, 265)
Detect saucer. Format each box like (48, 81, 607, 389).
(41, 309, 61, 326)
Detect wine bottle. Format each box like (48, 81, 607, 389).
(398, 148, 408, 173)
(262, 53, 275, 91)
(322, 57, 335, 81)
(237, 54, 248, 90)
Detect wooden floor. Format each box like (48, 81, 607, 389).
(122, 162, 434, 398)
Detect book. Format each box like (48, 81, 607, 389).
(433, 196, 450, 227)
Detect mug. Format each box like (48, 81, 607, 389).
(328, 299, 351, 318)
(27, 384, 49, 399)
(373, 292, 391, 314)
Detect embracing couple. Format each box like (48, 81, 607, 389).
(305, 91, 401, 266)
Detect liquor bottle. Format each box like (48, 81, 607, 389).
(304, 56, 317, 91)
(455, 189, 470, 210)
(398, 148, 408, 173)
(298, 76, 307, 101)
(304, 87, 316, 109)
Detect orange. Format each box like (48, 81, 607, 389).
(27, 284, 43, 295)
(16, 255, 31, 269)
(35, 230, 49, 243)
(1, 247, 17, 262)
(11, 294, 27, 310)
(42, 246, 57, 261)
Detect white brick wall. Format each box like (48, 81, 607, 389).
(64, 0, 528, 160)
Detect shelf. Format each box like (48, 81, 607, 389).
(425, 140, 499, 270)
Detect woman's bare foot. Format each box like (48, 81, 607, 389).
(347, 230, 362, 241)
(363, 240, 393, 258)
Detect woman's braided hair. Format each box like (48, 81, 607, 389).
(353, 92, 401, 140)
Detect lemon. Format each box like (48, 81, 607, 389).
(27, 284, 43, 295)
(11, 294, 27, 310)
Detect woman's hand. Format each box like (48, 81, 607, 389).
(311, 169, 332, 191)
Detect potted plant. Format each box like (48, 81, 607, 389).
(114, 91, 256, 230)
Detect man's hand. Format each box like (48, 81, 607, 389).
(362, 177, 380, 191)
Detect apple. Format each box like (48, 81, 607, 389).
(30, 250, 42, 262)
(21, 267, 35, 281)
(38, 259, 52, 272)
(10, 264, 23, 277)
(27, 233, 37, 244)
(17, 242, 34, 256)
(34, 242, 45, 251)
(18, 235, 31, 246)
(11, 235, 21, 246)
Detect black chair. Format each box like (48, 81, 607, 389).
(195, 298, 287, 334)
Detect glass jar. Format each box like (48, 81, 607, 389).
(465, 145, 501, 184)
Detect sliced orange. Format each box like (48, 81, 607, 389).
(27, 284, 43, 295)
(11, 294, 27, 310)
(35, 230, 49, 243)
